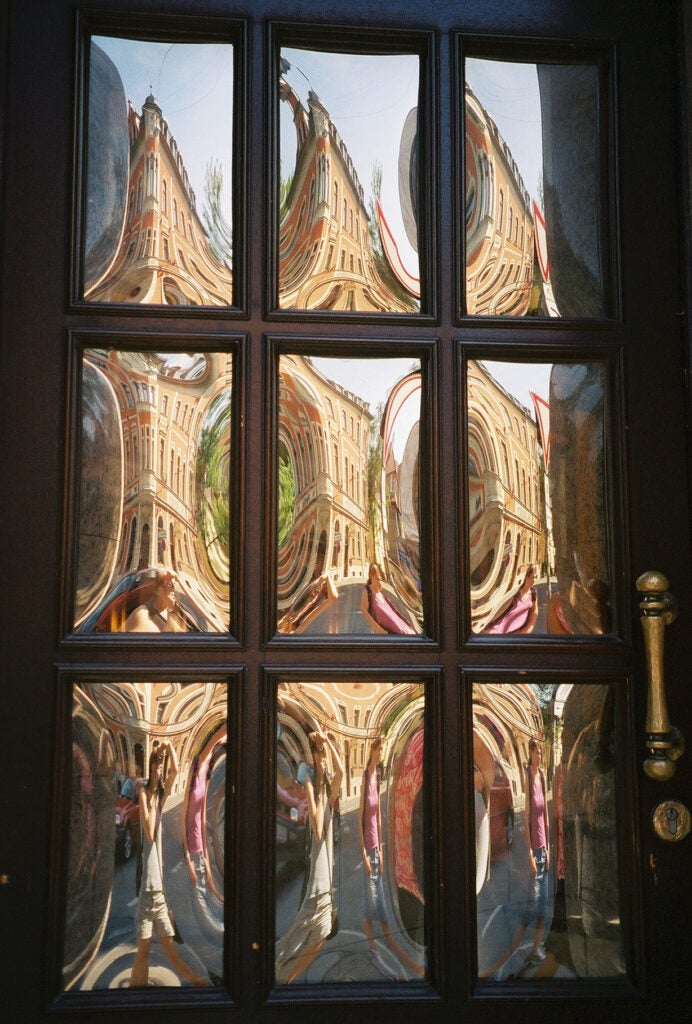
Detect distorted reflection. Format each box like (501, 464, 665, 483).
(84, 37, 233, 306)
(278, 49, 420, 313)
(75, 349, 231, 633)
(64, 681, 226, 990)
(474, 682, 624, 979)
(468, 360, 610, 636)
(276, 355, 423, 636)
(275, 680, 426, 984)
(465, 59, 605, 318)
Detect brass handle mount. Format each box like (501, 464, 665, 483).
(637, 571, 685, 781)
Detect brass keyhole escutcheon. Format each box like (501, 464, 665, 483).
(652, 800, 690, 842)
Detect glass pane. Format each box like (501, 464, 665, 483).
(275, 680, 426, 984)
(277, 354, 424, 635)
(75, 349, 232, 633)
(465, 58, 606, 318)
(474, 682, 625, 979)
(278, 48, 420, 313)
(468, 359, 610, 636)
(63, 680, 227, 990)
(84, 37, 234, 306)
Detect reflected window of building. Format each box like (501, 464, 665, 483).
(467, 359, 610, 636)
(274, 679, 426, 984)
(75, 349, 233, 634)
(83, 36, 234, 307)
(63, 680, 228, 991)
(278, 46, 422, 314)
(276, 354, 425, 637)
(464, 57, 609, 318)
(473, 681, 625, 980)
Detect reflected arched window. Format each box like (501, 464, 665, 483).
(508, 205, 513, 239)
(162, 178, 167, 216)
(498, 189, 504, 232)
(333, 181, 338, 218)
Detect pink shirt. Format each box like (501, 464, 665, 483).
(528, 769, 547, 850)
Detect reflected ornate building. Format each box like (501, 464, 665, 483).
(465, 84, 536, 316)
(468, 361, 544, 632)
(279, 63, 417, 312)
(85, 90, 233, 305)
(278, 355, 372, 619)
(77, 350, 231, 631)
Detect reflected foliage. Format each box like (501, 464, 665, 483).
(469, 360, 610, 636)
(276, 355, 423, 635)
(275, 681, 426, 983)
(75, 350, 231, 633)
(474, 681, 624, 980)
(64, 681, 227, 991)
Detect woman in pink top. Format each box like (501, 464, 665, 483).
(360, 563, 416, 635)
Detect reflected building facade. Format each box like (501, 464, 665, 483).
(277, 356, 423, 634)
(465, 83, 537, 316)
(468, 360, 544, 632)
(278, 355, 372, 626)
(77, 350, 231, 632)
(279, 63, 418, 313)
(85, 89, 233, 305)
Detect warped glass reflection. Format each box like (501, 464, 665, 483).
(468, 360, 610, 636)
(276, 355, 423, 635)
(465, 59, 605, 318)
(64, 681, 226, 991)
(75, 350, 231, 633)
(278, 49, 420, 313)
(84, 37, 234, 306)
(474, 682, 624, 980)
(275, 680, 426, 984)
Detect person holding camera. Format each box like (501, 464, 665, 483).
(130, 741, 208, 987)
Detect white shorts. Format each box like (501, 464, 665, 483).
(135, 891, 175, 941)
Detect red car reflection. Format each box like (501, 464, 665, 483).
(115, 776, 143, 862)
(488, 759, 514, 856)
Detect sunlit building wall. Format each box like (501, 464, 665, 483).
(278, 356, 372, 610)
(465, 84, 535, 316)
(279, 73, 414, 312)
(85, 93, 233, 305)
(467, 360, 544, 631)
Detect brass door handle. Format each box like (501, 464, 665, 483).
(636, 571, 685, 780)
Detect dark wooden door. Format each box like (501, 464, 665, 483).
(1, 1, 690, 1022)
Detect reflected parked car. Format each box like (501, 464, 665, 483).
(488, 759, 514, 856)
(115, 776, 143, 861)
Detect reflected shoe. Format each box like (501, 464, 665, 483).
(369, 948, 400, 981)
(526, 945, 546, 965)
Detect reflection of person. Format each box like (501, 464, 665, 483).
(480, 738, 550, 977)
(124, 569, 188, 632)
(130, 742, 208, 987)
(484, 566, 538, 635)
(275, 731, 343, 983)
(359, 736, 423, 979)
(279, 574, 339, 633)
(360, 563, 416, 635)
(183, 739, 223, 905)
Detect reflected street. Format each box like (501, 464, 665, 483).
(70, 792, 223, 989)
(477, 798, 576, 980)
(276, 795, 422, 982)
